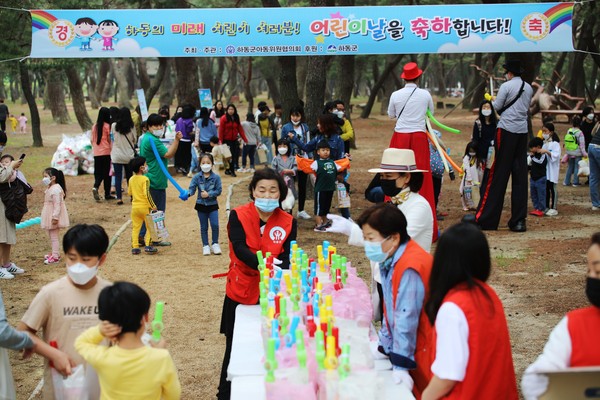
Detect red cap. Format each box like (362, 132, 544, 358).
(401, 62, 423, 80)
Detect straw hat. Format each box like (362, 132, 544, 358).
(368, 148, 428, 173)
(400, 62, 423, 81)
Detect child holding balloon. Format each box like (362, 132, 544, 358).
(40, 167, 69, 265)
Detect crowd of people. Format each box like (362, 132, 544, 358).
(0, 58, 599, 400)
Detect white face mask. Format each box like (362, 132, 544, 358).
(335, 111, 344, 119)
(200, 164, 212, 173)
(67, 263, 98, 285)
(468, 152, 477, 157)
(481, 109, 492, 117)
(0, 146, 5, 153)
(542, 133, 550, 140)
(152, 129, 164, 137)
(42, 177, 51, 186)
(588, 113, 595, 121)
(291, 120, 301, 126)
(278, 147, 288, 155)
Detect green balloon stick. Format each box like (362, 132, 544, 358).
(151, 301, 165, 342)
(426, 110, 460, 134)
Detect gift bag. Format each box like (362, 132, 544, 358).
(486, 143, 495, 169)
(52, 364, 87, 400)
(336, 182, 351, 209)
(256, 146, 268, 164)
(462, 185, 475, 209)
(0, 348, 16, 400)
(145, 211, 169, 242)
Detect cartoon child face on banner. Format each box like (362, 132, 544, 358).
(74, 17, 97, 51)
(98, 19, 119, 51)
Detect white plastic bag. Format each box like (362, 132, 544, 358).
(52, 364, 87, 400)
(0, 348, 16, 400)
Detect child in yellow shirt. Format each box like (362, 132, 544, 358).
(75, 281, 181, 400)
(128, 156, 158, 255)
(8, 114, 17, 134)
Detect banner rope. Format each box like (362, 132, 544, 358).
(574, 49, 600, 56)
(0, 5, 28, 11)
(0, 56, 29, 64)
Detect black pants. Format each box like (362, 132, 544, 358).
(476, 129, 528, 230)
(432, 175, 442, 208)
(0, 118, 6, 132)
(546, 181, 557, 209)
(297, 170, 309, 212)
(93, 155, 112, 198)
(175, 140, 191, 172)
(199, 143, 212, 154)
(224, 140, 239, 172)
(217, 333, 233, 400)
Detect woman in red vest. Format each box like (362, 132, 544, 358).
(423, 222, 518, 400)
(521, 232, 600, 399)
(217, 168, 297, 400)
(355, 203, 433, 398)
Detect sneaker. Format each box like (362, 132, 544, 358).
(545, 209, 559, 216)
(43, 253, 52, 261)
(0, 267, 14, 279)
(152, 241, 171, 247)
(297, 210, 312, 220)
(6, 262, 24, 274)
(144, 246, 158, 254)
(323, 219, 333, 228)
(533, 210, 545, 217)
(105, 195, 117, 200)
(224, 170, 232, 175)
(131, 248, 141, 255)
(187, 171, 194, 178)
(314, 224, 327, 232)
(562, 182, 569, 186)
(44, 255, 60, 265)
(572, 184, 581, 187)
(248, 168, 255, 173)
(212, 243, 222, 255)
(203, 245, 211, 256)
(592, 206, 600, 211)
(92, 187, 100, 201)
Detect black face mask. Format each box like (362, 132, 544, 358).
(380, 179, 402, 197)
(586, 277, 600, 308)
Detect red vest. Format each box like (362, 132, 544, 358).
(567, 306, 600, 366)
(225, 202, 293, 305)
(383, 239, 433, 399)
(435, 282, 518, 400)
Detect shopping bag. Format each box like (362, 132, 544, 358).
(336, 182, 351, 209)
(463, 186, 475, 209)
(256, 147, 267, 164)
(486, 144, 495, 169)
(145, 211, 169, 242)
(52, 364, 87, 400)
(0, 348, 16, 400)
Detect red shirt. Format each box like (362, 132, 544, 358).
(219, 115, 248, 143)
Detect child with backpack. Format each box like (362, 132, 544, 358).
(562, 116, 587, 187)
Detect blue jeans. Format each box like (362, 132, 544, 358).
(242, 144, 256, 168)
(530, 176, 546, 211)
(589, 145, 600, 207)
(260, 136, 273, 164)
(139, 189, 167, 240)
(190, 145, 199, 173)
(198, 209, 219, 246)
(564, 156, 581, 185)
(113, 163, 132, 200)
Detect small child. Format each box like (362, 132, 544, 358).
(8, 114, 17, 134)
(541, 122, 561, 216)
(210, 135, 232, 174)
(128, 156, 158, 255)
(528, 137, 548, 217)
(75, 281, 181, 400)
(241, 113, 260, 172)
(41, 167, 69, 264)
(562, 115, 587, 186)
(18, 113, 27, 134)
(271, 139, 297, 212)
(311, 140, 343, 231)
(189, 153, 223, 256)
(18, 224, 112, 399)
(459, 141, 483, 211)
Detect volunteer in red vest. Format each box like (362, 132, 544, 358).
(423, 222, 518, 400)
(217, 168, 297, 400)
(521, 232, 600, 399)
(388, 62, 437, 240)
(356, 203, 433, 398)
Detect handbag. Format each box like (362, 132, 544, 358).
(124, 134, 138, 158)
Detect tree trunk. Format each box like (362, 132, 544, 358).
(159, 61, 174, 107)
(66, 64, 93, 131)
(360, 55, 404, 119)
(146, 58, 169, 109)
(101, 63, 114, 103)
(214, 58, 226, 100)
(296, 56, 308, 102)
(174, 58, 200, 107)
(95, 59, 110, 104)
(136, 59, 151, 92)
(111, 59, 133, 108)
(304, 56, 329, 127)
(264, 76, 281, 105)
(227, 57, 239, 102)
(86, 64, 101, 109)
(546, 52, 567, 95)
(241, 58, 254, 112)
(278, 56, 301, 119)
(19, 62, 42, 147)
(0, 72, 5, 100)
(198, 57, 214, 97)
(46, 69, 70, 124)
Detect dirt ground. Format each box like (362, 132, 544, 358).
(1, 104, 596, 399)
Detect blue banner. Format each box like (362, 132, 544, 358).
(30, 3, 573, 58)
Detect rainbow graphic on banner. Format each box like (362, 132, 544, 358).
(31, 10, 57, 30)
(544, 2, 573, 33)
